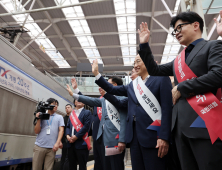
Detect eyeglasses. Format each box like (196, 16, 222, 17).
(171, 22, 192, 36)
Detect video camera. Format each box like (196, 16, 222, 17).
(33, 101, 55, 125)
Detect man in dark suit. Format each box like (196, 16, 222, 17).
(61, 104, 72, 170)
(67, 77, 127, 170)
(69, 78, 107, 170)
(91, 55, 172, 170)
(138, 11, 222, 170)
(66, 100, 91, 170)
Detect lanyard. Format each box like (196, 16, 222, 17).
(47, 115, 54, 127)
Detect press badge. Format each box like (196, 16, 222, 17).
(47, 127, 50, 135)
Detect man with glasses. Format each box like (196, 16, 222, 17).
(91, 54, 173, 170)
(66, 77, 127, 170)
(33, 98, 64, 170)
(138, 11, 222, 170)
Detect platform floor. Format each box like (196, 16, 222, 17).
(54, 160, 132, 170)
(86, 160, 132, 170)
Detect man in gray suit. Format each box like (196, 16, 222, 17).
(67, 77, 127, 170)
(137, 11, 222, 170)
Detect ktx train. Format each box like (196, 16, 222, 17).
(0, 35, 74, 170)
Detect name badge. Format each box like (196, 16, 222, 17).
(46, 127, 50, 135)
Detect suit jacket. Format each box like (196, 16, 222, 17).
(78, 94, 127, 147)
(66, 108, 91, 149)
(138, 40, 222, 139)
(95, 76, 172, 148)
(78, 91, 99, 141)
(89, 106, 101, 141)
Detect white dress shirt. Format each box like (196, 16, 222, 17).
(71, 107, 84, 136)
(96, 73, 150, 83)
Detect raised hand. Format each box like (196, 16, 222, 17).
(214, 10, 222, 37)
(92, 59, 99, 76)
(71, 78, 78, 89)
(138, 22, 150, 44)
(99, 87, 106, 96)
(66, 84, 73, 96)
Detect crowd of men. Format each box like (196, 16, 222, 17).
(32, 10, 222, 170)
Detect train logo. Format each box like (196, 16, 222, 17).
(0, 143, 7, 152)
(0, 66, 10, 79)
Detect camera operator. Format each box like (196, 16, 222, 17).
(33, 98, 65, 170)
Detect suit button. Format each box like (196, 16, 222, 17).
(136, 105, 138, 106)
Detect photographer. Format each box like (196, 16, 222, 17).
(33, 98, 64, 170)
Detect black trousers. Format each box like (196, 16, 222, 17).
(60, 142, 68, 170)
(130, 122, 166, 170)
(98, 135, 125, 170)
(174, 121, 222, 170)
(166, 138, 181, 170)
(68, 144, 89, 170)
(93, 139, 105, 170)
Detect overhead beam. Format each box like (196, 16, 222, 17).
(30, 42, 180, 52)
(38, 53, 177, 61)
(36, 0, 79, 62)
(36, 64, 133, 70)
(161, 0, 173, 17)
(205, 0, 214, 14)
(48, 70, 132, 75)
(0, 11, 173, 27)
(0, 0, 108, 17)
(21, 23, 52, 51)
(203, 6, 222, 10)
(190, 0, 207, 39)
(16, 40, 54, 70)
(207, 14, 220, 40)
(149, 0, 156, 44)
(14, 0, 36, 46)
(20, 29, 166, 40)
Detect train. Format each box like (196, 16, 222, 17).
(0, 35, 75, 170)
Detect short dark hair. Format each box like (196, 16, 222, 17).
(108, 76, 123, 86)
(65, 104, 72, 108)
(170, 11, 204, 33)
(73, 99, 76, 107)
(46, 98, 59, 106)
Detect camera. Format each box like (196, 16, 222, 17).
(33, 101, 55, 125)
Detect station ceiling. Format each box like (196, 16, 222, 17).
(0, 0, 221, 77)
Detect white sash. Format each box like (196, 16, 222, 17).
(133, 76, 162, 121)
(105, 100, 120, 131)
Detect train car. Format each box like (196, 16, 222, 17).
(0, 35, 74, 170)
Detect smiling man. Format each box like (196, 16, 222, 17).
(92, 55, 172, 170)
(130, 67, 138, 81)
(138, 11, 222, 170)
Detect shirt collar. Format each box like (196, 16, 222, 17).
(74, 107, 84, 112)
(143, 75, 150, 82)
(190, 38, 204, 46)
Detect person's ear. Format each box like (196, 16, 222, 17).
(193, 22, 200, 32)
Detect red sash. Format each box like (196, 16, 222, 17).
(97, 96, 103, 121)
(174, 48, 222, 143)
(70, 110, 91, 150)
